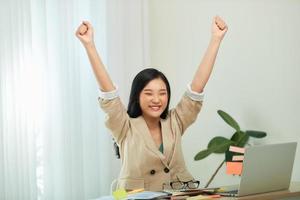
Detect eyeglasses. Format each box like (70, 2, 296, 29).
(167, 180, 200, 190)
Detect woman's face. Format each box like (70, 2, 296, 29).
(139, 78, 169, 120)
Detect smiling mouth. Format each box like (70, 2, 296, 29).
(149, 105, 161, 111)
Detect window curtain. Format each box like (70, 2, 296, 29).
(0, 0, 149, 199)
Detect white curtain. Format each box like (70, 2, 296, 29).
(0, 0, 149, 199)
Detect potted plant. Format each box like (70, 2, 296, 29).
(194, 110, 267, 188)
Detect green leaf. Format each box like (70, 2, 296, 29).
(207, 136, 235, 153)
(230, 131, 249, 147)
(217, 110, 240, 131)
(245, 130, 267, 138)
(230, 131, 241, 143)
(194, 149, 213, 160)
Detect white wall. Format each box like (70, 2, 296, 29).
(148, 0, 300, 187)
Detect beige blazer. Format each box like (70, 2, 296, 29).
(99, 94, 202, 191)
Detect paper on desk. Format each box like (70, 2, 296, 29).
(186, 195, 211, 200)
(186, 194, 221, 200)
(92, 191, 168, 200)
(171, 189, 204, 197)
(113, 189, 127, 200)
(127, 191, 168, 199)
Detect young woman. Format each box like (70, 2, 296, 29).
(75, 16, 227, 191)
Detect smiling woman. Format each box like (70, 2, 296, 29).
(3, 0, 299, 199)
(75, 15, 227, 191)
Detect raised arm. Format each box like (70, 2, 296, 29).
(75, 21, 115, 92)
(191, 16, 228, 93)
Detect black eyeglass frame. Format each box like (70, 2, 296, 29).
(169, 180, 200, 190)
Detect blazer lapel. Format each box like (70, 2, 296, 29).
(160, 118, 175, 165)
(135, 116, 168, 166)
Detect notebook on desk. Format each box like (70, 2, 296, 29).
(218, 142, 297, 197)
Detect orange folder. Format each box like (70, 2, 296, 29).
(226, 162, 243, 175)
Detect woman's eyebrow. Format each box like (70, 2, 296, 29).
(143, 88, 167, 91)
(143, 89, 152, 92)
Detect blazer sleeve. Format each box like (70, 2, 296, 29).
(170, 84, 204, 135)
(98, 89, 130, 144)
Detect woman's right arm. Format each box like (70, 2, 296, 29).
(75, 21, 115, 92)
(75, 21, 129, 144)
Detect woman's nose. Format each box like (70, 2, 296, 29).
(152, 95, 160, 103)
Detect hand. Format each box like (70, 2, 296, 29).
(211, 16, 228, 41)
(75, 21, 94, 46)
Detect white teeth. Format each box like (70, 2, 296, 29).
(149, 106, 161, 111)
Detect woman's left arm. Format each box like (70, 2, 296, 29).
(191, 16, 228, 93)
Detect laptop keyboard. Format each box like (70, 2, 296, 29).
(217, 189, 238, 197)
(226, 189, 238, 194)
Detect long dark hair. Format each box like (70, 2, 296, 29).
(127, 68, 171, 118)
(113, 68, 171, 159)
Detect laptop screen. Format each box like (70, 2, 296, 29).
(238, 142, 297, 196)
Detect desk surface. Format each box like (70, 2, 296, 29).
(219, 182, 300, 200)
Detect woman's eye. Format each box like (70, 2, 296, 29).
(160, 93, 167, 96)
(144, 93, 152, 96)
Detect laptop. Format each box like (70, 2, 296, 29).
(218, 142, 297, 197)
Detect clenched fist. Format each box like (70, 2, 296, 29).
(75, 21, 94, 46)
(212, 16, 228, 40)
